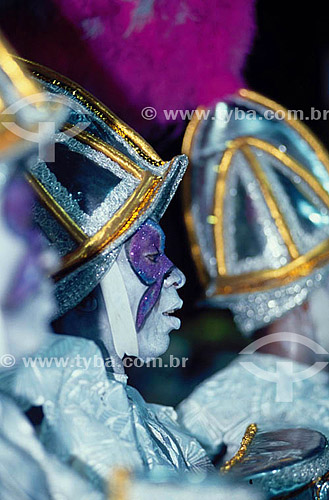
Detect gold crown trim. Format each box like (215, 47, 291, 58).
(182, 107, 209, 286)
(220, 423, 257, 473)
(215, 237, 329, 295)
(239, 88, 329, 176)
(54, 171, 164, 281)
(62, 125, 144, 181)
(17, 57, 165, 167)
(14, 60, 173, 279)
(183, 91, 329, 297)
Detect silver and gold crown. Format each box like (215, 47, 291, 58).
(183, 89, 329, 334)
(21, 61, 187, 316)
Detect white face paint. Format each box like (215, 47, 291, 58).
(99, 219, 186, 363)
(115, 247, 185, 361)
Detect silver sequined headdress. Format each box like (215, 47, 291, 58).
(21, 60, 187, 317)
(183, 89, 329, 334)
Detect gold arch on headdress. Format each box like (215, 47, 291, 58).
(213, 136, 329, 276)
(17, 60, 170, 280)
(18, 58, 164, 167)
(239, 88, 329, 176)
(183, 89, 329, 296)
(182, 107, 209, 287)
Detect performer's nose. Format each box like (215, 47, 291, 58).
(164, 267, 186, 289)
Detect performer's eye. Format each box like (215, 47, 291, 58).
(147, 252, 160, 263)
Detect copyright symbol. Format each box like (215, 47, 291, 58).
(0, 354, 16, 368)
(141, 107, 157, 120)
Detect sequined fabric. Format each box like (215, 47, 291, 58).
(177, 353, 329, 496)
(27, 69, 187, 316)
(184, 90, 329, 333)
(0, 335, 214, 490)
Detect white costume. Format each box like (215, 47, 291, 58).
(0, 57, 259, 499)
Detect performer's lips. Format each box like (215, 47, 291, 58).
(162, 300, 183, 329)
(163, 308, 179, 317)
(163, 310, 176, 316)
(162, 300, 182, 317)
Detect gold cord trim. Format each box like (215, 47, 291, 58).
(62, 124, 144, 180)
(53, 173, 162, 281)
(27, 132, 166, 279)
(16, 57, 164, 167)
(239, 88, 329, 177)
(241, 144, 299, 260)
(235, 136, 329, 209)
(181, 108, 205, 157)
(182, 107, 209, 286)
(26, 173, 88, 244)
(220, 423, 257, 473)
(213, 149, 235, 275)
(212, 133, 329, 294)
(9, 57, 176, 279)
(182, 90, 329, 295)
(214, 236, 329, 294)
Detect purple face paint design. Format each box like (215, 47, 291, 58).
(126, 220, 174, 331)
